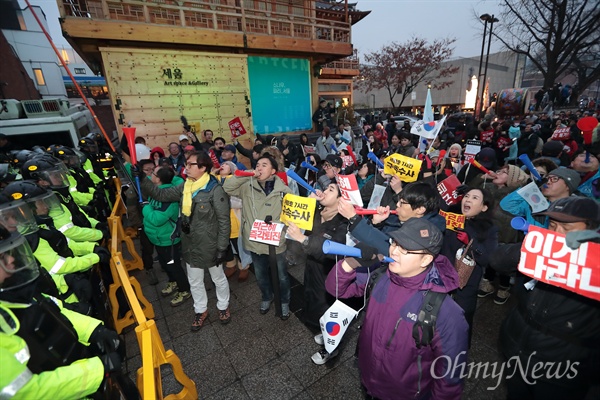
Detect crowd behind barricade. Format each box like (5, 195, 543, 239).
(0, 106, 599, 399)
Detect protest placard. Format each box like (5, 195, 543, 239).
(438, 210, 466, 231)
(249, 220, 284, 246)
(303, 145, 317, 155)
(280, 194, 317, 231)
(383, 153, 422, 182)
(228, 117, 247, 138)
(437, 175, 463, 205)
(464, 139, 481, 164)
(519, 225, 600, 301)
(342, 155, 354, 168)
(337, 174, 363, 207)
(551, 127, 571, 141)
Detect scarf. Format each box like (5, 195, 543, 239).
(182, 173, 210, 217)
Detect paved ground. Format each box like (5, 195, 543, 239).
(121, 258, 597, 400)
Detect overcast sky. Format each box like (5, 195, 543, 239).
(26, 0, 503, 59)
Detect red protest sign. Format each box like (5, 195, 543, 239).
(519, 225, 600, 301)
(551, 127, 571, 141)
(229, 117, 247, 138)
(337, 174, 363, 207)
(438, 210, 465, 231)
(208, 149, 220, 169)
(437, 175, 463, 205)
(342, 155, 354, 168)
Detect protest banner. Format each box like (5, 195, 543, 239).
(342, 155, 354, 168)
(249, 220, 284, 246)
(337, 174, 363, 207)
(519, 225, 600, 301)
(517, 182, 549, 213)
(464, 139, 481, 164)
(383, 153, 422, 182)
(551, 127, 571, 141)
(437, 175, 463, 205)
(367, 184, 386, 209)
(303, 145, 317, 155)
(438, 210, 466, 231)
(228, 117, 247, 138)
(319, 300, 358, 353)
(280, 194, 317, 231)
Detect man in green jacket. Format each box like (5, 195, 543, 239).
(142, 165, 191, 307)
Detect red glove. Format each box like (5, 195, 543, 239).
(456, 230, 469, 245)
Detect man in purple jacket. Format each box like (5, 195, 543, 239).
(325, 218, 468, 400)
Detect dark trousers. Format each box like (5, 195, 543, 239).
(139, 228, 155, 271)
(452, 264, 483, 348)
(156, 242, 190, 292)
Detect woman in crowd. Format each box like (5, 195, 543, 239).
(286, 182, 349, 365)
(140, 151, 232, 331)
(396, 132, 417, 158)
(477, 165, 528, 305)
(387, 133, 401, 155)
(315, 127, 335, 160)
(356, 161, 376, 190)
(441, 187, 498, 346)
(223, 154, 293, 319)
(150, 146, 165, 167)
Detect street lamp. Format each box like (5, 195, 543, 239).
(477, 14, 499, 120)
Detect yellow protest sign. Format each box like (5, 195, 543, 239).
(438, 210, 466, 231)
(383, 153, 422, 182)
(280, 193, 317, 231)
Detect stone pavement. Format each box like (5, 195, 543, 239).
(121, 261, 597, 400)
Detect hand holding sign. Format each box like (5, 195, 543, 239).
(280, 194, 317, 231)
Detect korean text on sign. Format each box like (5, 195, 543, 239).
(438, 210, 465, 231)
(249, 220, 284, 246)
(337, 174, 363, 207)
(437, 175, 463, 205)
(280, 194, 316, 231)
(519, 225, 600, 301)
(228, 117, 247, 138)
(383, 153, 422, 182)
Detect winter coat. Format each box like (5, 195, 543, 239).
(325, 256, 468, 400)
(315, 135, 335, 160)
(142, 181, 182, 247)
(168, 152, 186, 174)
(500, 276, 600, 383)
(141, 174, 230, 268)
(223, 175, 291, 255)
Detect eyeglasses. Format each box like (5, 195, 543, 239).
(186, 162, 198, 167)
(323, 163, 332, 170)
(389, 240, 429, 255)
(397, 199, 411, 206)
(547, 175, 562, 184)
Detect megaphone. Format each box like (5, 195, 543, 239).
(511, 217, 529, 233)
(339, 136, 351, 144)
(354, 208, 397, 216)
(322, 240, 394, 263)
(367, 152, 384, 169)
(234, 170, 256, 177)
(577, 116, 598, 146)
(301, 161, 319, 173)
(346, 147, 358, 166)
(468, 158, 491, 175)
(331, 144, 339, 154)
(286, 170, 316, 194)
(123, 127, 137, 163)
(518, 154, 543, 182)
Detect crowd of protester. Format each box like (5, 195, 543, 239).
(0, 105, 599, 399)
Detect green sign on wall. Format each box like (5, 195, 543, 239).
(247, 56, 312, 134)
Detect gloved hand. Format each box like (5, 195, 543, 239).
(213, 250, 227, 265)
(90, 325, 120, 354)
(456, 230, 470, 245)
(94, 245, 111, 265)
(100, 352, 122, 373)
(130, 165, 140, 179)
(95, 222, 110, 239)
(455, 184, 470, 196)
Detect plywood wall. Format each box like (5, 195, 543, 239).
(100, 47, 254, 151)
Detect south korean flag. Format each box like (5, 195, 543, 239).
(319, 300, 358, 354)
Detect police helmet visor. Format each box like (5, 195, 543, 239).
(0, 202, 38, 235)
(36, 164, 71, 188)
(0, 235, 39, 292)
(31, 191, 64, 219)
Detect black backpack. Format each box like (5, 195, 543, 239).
(367, 266, 447, 348)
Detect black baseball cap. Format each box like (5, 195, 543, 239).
(535, 196, 600, 223)
(325, 154, 343, 169)
(388, 218, 443, 255)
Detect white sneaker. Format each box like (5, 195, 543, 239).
(311, 349, 339, 365)
(314, 333, 324, 346)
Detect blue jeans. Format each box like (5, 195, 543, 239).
(250, 252, 290, 304)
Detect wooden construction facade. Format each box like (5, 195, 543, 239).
(57, 0, 369, 145)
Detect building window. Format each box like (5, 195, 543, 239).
(17, 11, 27, 30)
(74, 68, 86, 74)
(33, 69, 46, 86)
